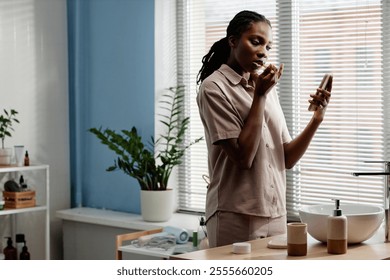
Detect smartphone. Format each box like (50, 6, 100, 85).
(308, 73, 332, 111)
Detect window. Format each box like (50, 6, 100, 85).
(176, 0, 389, 219)
(280, 0, 386, 220)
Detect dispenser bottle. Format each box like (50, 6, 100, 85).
(19, 242, 30, 260)
(327, 199, 347, 254)
(197, 216, 209, 250)
(3, 237, 17, 260)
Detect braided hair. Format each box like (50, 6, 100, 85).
(197, 10, 271, 85)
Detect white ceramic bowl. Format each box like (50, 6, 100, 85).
(299, 204, 384, 244)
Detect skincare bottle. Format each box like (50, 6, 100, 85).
(19, 175, 24, 186)
(19, 176, 28, 191)
(19, 242, 30, 260)
(15, 234, 25, 259)
(3, 237, 17, 260)
(327, 199, 347, 254)
(24, 151, 29, 166)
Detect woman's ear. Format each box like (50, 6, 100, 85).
(228, 35, 237, 48)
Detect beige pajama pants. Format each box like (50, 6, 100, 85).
(206, 211, 287, 248)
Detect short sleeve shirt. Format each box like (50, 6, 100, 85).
(197, 64, 292, 221)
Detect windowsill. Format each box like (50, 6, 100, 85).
(56, 207, 200, 232)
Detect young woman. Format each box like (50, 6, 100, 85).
(196, 10, 332, 248)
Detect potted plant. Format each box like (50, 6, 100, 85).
(0, 109, 19, 166)
(89, 86, 202, 221)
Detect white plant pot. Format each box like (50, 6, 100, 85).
(0, 148, 12, 166)
(140, 189, 174, 222)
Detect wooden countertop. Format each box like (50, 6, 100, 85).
(173, 229, 390, 260)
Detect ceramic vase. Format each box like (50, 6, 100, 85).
(0, 148, 12, 166)
(140, 189, 174, 222)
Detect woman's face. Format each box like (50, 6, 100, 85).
(227, 21, 273, 75)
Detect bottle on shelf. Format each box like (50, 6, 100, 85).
(15, 234, 25, 259)
(3, 237, 17, 260)
(19, 241, 30, 260)
(19, 176, 28, 191)
(19, 175, 24, 186)
(24, 151, 29, 166)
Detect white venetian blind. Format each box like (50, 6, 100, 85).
(177, 0, 389, 218)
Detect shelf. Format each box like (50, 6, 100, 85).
(0, 164, 49, 172)
(0, 164, 50, 259)
(0, 205, 47, 216)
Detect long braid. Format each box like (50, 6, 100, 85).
(197, 37, 229, 85)
(197, 10, 271, 85)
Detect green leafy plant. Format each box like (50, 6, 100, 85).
(0, 109, 19, 149)
(89, 86, 202, 190)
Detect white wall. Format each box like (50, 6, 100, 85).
(154, 0, 179, 208)
(0, 0, 69, 259)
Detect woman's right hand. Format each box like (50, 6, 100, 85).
(254, 63, 284, 96)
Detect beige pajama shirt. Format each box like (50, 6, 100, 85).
(197, 64, 292, 247)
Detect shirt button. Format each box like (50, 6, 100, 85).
(269, 164, 271, 168)
(270, 185, 274, 188)
(266, 143, 269, 148)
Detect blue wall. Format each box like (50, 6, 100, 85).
(67, 0, 155, 213)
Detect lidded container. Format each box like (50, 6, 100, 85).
(327, 199, 347, 254)
(15, 234, 25, 259)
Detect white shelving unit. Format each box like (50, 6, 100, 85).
(0, 164, 50, 259)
